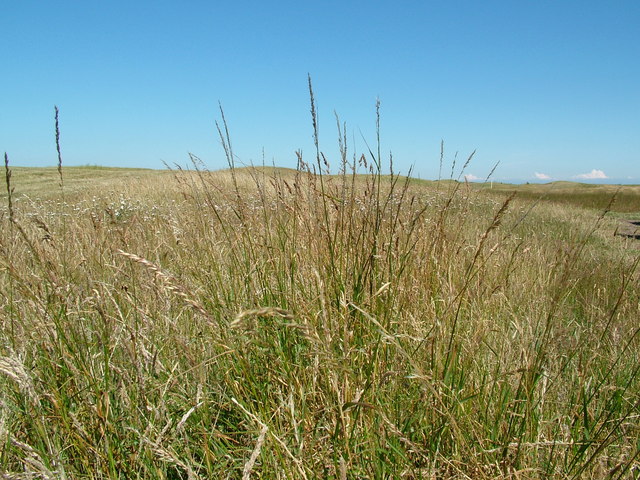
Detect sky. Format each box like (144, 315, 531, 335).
(1, 1, 639, 183)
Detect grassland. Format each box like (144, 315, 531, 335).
(1, 150, 639, 477)
(476, 181, 640, 216)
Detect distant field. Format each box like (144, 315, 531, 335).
(4, 166, 171, 200)
(475, 181, 640, 215)
(1, 164, 639, 478)
(6, 166, 640, 214)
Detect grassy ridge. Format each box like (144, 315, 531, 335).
(3, 166, 170, 200)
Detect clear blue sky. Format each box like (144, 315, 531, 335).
(1, 1, 639, 183)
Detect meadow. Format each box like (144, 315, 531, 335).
(1, 122, 639, 478)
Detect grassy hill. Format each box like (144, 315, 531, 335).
(3, 166, 171, 200)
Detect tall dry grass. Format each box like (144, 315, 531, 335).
(1, 95, 639, 478)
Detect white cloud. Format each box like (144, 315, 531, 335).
(534, 172, 551, 180)
(575, 169, 608, 180)
(464, 174, 480, 181)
